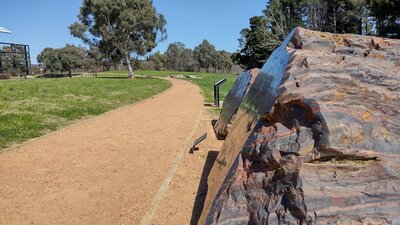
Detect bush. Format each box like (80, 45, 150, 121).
(0, 73, 11, 80)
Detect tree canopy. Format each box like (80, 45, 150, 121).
(368, 0, 400, 38)
(164, 42, 197, 72)
(142, 40, 236, 73)
(69, 0, 167, 78)
(232, 16, 270, 69)
(193, 40, 234, 73)
(37, 48, 63, 73)
(193, 40, 218, 70)
(37, 45, 87, 77)
(148, 51, 166, 71)
(235, 0, 400, 69)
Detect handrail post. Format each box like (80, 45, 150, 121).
(214, 78, 227, 107)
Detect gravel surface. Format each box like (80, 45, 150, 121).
(0, 78, 214, 225)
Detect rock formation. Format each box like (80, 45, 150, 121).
(214, 68, 260, 139)
(199, 27, 400, 225)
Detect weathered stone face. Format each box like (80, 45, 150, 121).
(199, 27, 400, 225)
(214, 68, 260, 139)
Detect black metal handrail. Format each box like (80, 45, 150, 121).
(214, 78, 227, 107)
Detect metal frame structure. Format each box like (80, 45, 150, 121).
(0, 42, 31, 76)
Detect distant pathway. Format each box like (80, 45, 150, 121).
(0, 78, 203, 225)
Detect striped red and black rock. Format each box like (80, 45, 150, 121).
(213, 68, 260, 139)
(199, 27, 400, 225)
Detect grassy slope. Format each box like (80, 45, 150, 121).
(0, 77, 170, 149)
(98, 70, 237, 103)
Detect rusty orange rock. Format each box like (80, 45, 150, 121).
(199, 27, 400, 225)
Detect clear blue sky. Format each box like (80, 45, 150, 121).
(0, 0, 266, 64)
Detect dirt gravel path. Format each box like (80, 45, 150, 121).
(151, 108, 224, 225)
(0, 78, 205, 225)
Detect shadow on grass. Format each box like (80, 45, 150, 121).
(190, 150, 219, 225)
(40, 74, 68, 78)
(97, 76, 128, 79)
(98, 76, 154, 80)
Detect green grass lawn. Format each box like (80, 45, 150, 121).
(0, 77, 170, 150)
(0, 69, 237, 150)
(98, 70, 237, 103)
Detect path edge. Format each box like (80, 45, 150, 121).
(0, 78, 173, 154)
(139, 108, 204, 225)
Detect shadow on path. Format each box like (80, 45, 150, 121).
(190, 150, 219, 225)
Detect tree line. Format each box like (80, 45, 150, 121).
(69, 0, 167, 78)
(37, 44, 138, 76)
(37, 45, 86, 77)
(36, 0, 239, 76)
(140, 40, 238, 73)
(36, 39, 239, 76)
(234, 0, 400, 69)
(36, 0, 399, 76)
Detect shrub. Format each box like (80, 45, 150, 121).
(0, 73, 11, 80)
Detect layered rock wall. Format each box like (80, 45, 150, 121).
(199, 27, 400, 225)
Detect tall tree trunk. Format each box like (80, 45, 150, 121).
(333, 0, 337, 33)
(126, 54, 134, 79)
(327, 0, 338, 33)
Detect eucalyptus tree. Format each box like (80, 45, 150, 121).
(37, 45, 86, 77)
(69, 0, 167, 78)
(148, 51, 166, 71)
(233, 16, 271, 69)
(37, 48, 63, 73)
(164, 42, 198, 72)
(193, 40, 218, 71)
(58, 45, 87, 77)
(367, 0, 400, 38)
